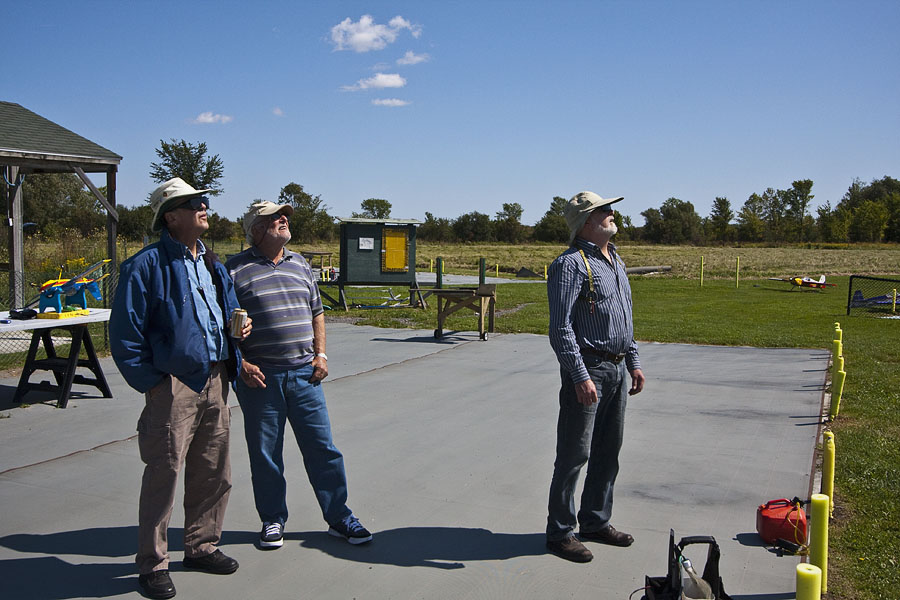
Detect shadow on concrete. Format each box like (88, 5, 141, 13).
(0, 556, 135, 599)
(228, 527, 544, 569)
(734, 532, 767, 547)
(371, 334, 473, 344)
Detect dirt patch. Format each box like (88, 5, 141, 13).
(495, 303, 534, 317)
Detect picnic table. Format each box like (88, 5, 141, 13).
(421, 284, 496, 340)
(1, 308, 112, 408)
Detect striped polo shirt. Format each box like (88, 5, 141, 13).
(547, 238, 640, 384)
(225, 247, 323, 369)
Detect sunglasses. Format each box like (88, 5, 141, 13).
(173, 196, 210, 211)
(268, 212, 289, 222)
(597, 204, 615, 213)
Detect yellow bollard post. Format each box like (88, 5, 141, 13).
(700, 255, 704, 287)
(735, 256, 740, 288)
(830, 370, 846, 419)
(796, 564, 822, 600)
(831, 341, 842, 380)
(893, 289, 897, 313)
(833, 325, 842, 342)
(496, 264, 499, 278)
(822, 431, 835, 515)
(809, 494, 829, 594)
(544, 265, 548, 280)
(430, 258, 433, 273)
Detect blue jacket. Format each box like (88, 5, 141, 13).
(110, 230, 243, 394)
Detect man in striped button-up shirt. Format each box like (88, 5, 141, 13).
(545, 191, 645, 563)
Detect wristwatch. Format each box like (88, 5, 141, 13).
(315, 352, 328, 361)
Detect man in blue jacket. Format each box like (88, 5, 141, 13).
(110, 177, 251, 600)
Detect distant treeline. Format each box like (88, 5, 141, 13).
(12, 174, 900, 245)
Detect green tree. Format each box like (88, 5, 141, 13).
(419, 212, 454, 242)
(452, 211, 493, 242)
(149, 139, 225, 196)
(849, 200, 889, 242)
(206, 213, 240, 244)
(493, 202, 525, 243)
(352, 198, 392, 219)
(116, 204, 155, 240)
(784, 179, 814, 241)
(639, 207, 664, 243)
(278, 182, 333, 243)
(21, 173, 105, 236)
(533, 196, 569, 243)
(707, 196, 734, 243)
(655, 198, 702, 244)
(815, 202, 849, 242)
(737, 193, 766, 242)
(837, 176, 900, 242)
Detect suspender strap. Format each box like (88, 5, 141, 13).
(578, 249, 594, 296)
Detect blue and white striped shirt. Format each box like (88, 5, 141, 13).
(548, 238, 640, 384)
(225, 247, 323, 369)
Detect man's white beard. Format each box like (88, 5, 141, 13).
(598, 222, 618, 236)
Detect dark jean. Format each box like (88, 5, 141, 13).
(546, 356, 628, 541)
(236, 363, 352, 527)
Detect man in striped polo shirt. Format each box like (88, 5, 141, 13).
(225, 201, 371, 550)
(545, 191, 645, 563)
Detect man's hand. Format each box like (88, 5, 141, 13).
(310, 355, 328, 383)
(239, 316, 252, 341)
(629, 368, 645, 396)
(240, 358, 266, 388)
(574, 378, 598, 406)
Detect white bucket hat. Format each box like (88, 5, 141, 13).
(242, 200, 294, 245)
(563, 191, 624, 244)
(149, 177, 213, 233)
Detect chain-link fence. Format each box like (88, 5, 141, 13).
(847, 275, 900, 317)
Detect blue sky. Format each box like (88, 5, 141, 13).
(5, 1, 899, 226)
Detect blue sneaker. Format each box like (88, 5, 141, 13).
(328, 515, 372, 544)
(259, 522, 284, 549)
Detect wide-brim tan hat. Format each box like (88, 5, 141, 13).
(242, 200, 294, 244)
(150, 177, 213, 233)
(563, 191, 624, 244)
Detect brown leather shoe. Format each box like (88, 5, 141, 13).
(580, 525, 634, 547)
(546, 536, 594, 562)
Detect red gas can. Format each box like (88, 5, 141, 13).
(756, 498, 807, 545)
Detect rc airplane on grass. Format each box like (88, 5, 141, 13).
(768, 275, 837, 291)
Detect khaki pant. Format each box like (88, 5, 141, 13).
(136, 363, 231, 574)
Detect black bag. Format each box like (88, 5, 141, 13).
(643, 529, 733, 600)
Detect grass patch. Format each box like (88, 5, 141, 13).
(327, 275, 898, 598)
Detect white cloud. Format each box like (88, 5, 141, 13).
(192, 111, 233, 124)
(272, 107, 284, 117)
(341, 72, 406, 92)
(397, 50, 430, 65)
(372, 98, 411, 107)
(331, 14, 421, 52)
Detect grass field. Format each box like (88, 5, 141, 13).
(329, 275, 897, 600)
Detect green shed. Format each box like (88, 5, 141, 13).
(324, 217, 422, 309)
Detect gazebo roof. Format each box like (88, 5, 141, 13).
(0, 101, 121, 172)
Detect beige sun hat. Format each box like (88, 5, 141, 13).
(563, 191, 624, 244)
(149, 177, 213, 233)
(242, 200, 294, 245)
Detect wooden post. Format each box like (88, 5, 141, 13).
(5, 166, 25, 308)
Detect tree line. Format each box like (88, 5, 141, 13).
(9, 138, 900, 245)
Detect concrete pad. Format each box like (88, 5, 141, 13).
(0, 325, 826, 599)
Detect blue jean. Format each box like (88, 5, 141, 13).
(236, 363, 352, 527)
(546, 356, 628, 541)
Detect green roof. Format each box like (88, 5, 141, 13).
(0, 101, 121, 164)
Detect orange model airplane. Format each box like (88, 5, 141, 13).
(768, 275, 836, 290)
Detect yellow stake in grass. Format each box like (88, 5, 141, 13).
(735, 256, 740, 288)
(700, 255, 704, 287)
(822, 432, 835, 516)
(830, 370, 846, 420)
(796, 564, 822, 600)
(809, 494, 829, 594)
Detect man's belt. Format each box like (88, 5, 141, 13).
(580, 347, 626, 364)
